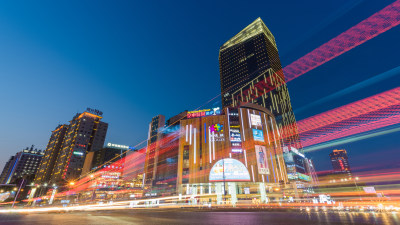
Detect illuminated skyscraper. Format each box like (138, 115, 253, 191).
(219, 18, 307, 180)
(34, 124, 68, 186)
(329, 149, 352, 177)
(50, 109, 108, 184)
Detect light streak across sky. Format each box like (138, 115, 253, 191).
(273, 88, 400, 149)
(300, 111, 400, 147)
(297, 87, 400, 134)
(303, 125, 400, 152)
(283, 0, 400, 82)
(294, 65, 400, 115)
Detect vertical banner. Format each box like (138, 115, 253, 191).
(28, 187, 37, 200)
(228, 108, 242, 153)
(255, 145, 269, 174)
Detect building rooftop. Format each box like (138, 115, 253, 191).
(220, 17, 276, 51)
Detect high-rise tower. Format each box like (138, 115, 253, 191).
(219, 18, 307, 179)
(34, 124, 68, 186)
(50, 110, 108, 184)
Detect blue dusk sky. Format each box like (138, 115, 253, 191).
(0, 0, 399, 174)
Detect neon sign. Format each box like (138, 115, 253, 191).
(209, 123, 224, 142)
(86, 108, 103, 116)
(187, 107, 221, 118)
(209, 123, 223, 133)
(107, 142, 135, 150)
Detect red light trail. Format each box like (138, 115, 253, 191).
(297, 87, 400, 133)
(275, 88, 400, 148)
(283, 0, 400, 82)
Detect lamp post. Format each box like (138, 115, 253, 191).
(353, 177, 362, 201)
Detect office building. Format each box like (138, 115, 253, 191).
(34, 124, 68, 186)
(218, 17, 307, 181)
(0, 146, 43, 184)
(82, 142, 133, 176)
(50, 109, 108, 185)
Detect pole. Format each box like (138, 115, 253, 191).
(12, 179, 25, 208)
(223, 159, 226, 203)
(353, 178, 362, 201)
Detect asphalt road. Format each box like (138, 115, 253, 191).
(0, 209, 398, 225)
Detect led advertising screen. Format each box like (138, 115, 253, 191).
(255, 145, 269, 174)
(298, 173, 311, 181)
(250, 114, 262, 127)
(228, 108, 242, 153)
(209, 158, 250, 182)
(288, 172, 311, 181)
(252, 129, 264, 142)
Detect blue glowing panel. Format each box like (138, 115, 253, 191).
(252, 129, 264, 142)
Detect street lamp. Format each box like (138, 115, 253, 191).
(353, 176, 361, 201)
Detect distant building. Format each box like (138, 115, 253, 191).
(81, 143, 133, 190)
(329, 149, 352, 177)
(0, 146, 44, 184)
(143, 114, 166, 189)
(0, 156, 15, 184)
(148, 115, 166, 145)
(34, 124, 69, 186)
(143, 112, 187, 195)
(50, 109, 108, 185)
(82, 142, 133, 176)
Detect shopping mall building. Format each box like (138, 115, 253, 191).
(144, 103, 312, 204)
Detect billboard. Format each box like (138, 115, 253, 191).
(255, 145, 269, 174)
(298, 173, 311, 181)
(250, 114, 262, 127)
(209, 158, 250, 182)
(288, 172, 311, 181)
(252, 129, 264, 142)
